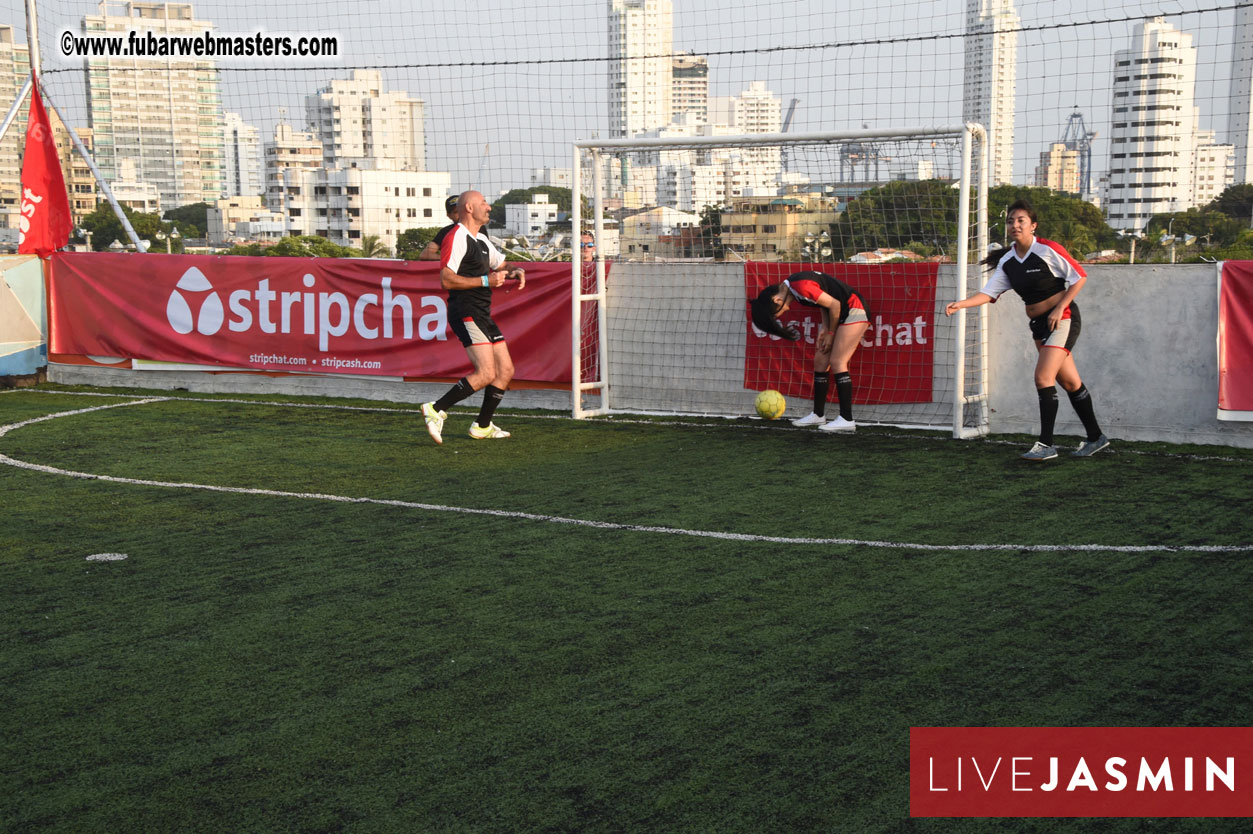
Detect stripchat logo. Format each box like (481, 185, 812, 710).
(166, 267, 224, 335)
(163, 266, 448, 350)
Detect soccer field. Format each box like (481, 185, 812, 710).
(2, 385, 1251, 833)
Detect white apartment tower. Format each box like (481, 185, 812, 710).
(1105, 17, 1197, 231)
(609, 0, 674, 138)
(1227, 5, 1253, 183)
(1194, 129, 1234, 207)
(83, 1, 225, 208)
(0, 26, 30, 228)
(305, 70, 427, 171)
(264, 121, 322, 237)
(963, 0, 1018, 186)
(672, 53, 709, 125)
(223, 112, 262, 198)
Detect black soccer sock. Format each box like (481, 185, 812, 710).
(476, 385, 506, 428)
(834, 372, 854, 421)
(812, 372, 829, 418)
(434, 377, 476, 413)
(1067, 384, 1103, 442)
(1037, 386, 1059, 446)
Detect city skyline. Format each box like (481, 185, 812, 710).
(0, 0, 1245, 219)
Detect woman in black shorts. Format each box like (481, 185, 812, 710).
(945, 199, 1109, 460)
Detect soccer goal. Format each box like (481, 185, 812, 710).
(571, 125, 989, 438)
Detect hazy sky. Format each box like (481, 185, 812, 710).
(7, 0, 1241, 197)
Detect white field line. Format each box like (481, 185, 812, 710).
(8, 387, 1253, 463)
(2, 392, 1251, 553)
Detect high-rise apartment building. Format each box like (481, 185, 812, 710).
(1034, 143, 1081, 194)
(609, 0, 674, 138)
(83, 1, 225, 209)
(1228, 5, 1253, 183)
(963, 0, 1018, 185)
(305, 70, 426, 171)
(671, 53, 708, 125)
(0, 25, 30, 229)
(1105, 17, 1196, 231)
(223, 112, 262, 198)
(264, 121, 322, 237)
(1194, 129, 1234, 207)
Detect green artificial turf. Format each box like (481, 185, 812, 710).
(2, 387, 1251, 833)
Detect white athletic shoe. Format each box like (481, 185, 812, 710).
(819, 416, 856, 432)
(791, 412, 828, 427)
(1020, 441, 1058, 461)
(422, 402, 446, 445)
(469, 422, 511, 440)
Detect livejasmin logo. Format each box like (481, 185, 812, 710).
(165, 267, 448, 350)
(910, 727, 1253, 818)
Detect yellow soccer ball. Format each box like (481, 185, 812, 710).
(755, 389, 786, 420)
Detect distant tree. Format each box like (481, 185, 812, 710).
(396, 227, 443, 260)
(78, 203, 184, 252)
(358, 234, 392, 258)
(698, 204, 726, 260)
(162, 202, 210, 239)
(224, 235, 359, 258)
(831, 180, 958, 260)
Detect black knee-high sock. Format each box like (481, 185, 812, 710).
(476, 385, 506, 428)
(834, 372, 853, 421)
(1037, 386, 1059, 445)
(1067, 384, 1102, 442)
(434, 377, 476, 413)
(812, 372, 829, 417)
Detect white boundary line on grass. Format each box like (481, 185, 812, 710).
(2, 394, 1251, 554)
(8, 387, 1253, 464)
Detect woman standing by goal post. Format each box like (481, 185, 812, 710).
(945, 199, 1109, 460)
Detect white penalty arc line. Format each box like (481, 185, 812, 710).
(2, 397, 1252, 554)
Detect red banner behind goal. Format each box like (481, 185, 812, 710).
(744, 262, 938, 405)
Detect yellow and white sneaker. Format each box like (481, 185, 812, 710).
(469, 422, 510, 440)
(421, 402, 446, 445)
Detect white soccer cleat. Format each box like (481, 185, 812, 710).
(819, 416, 856, 432)
(422, 402, 446, 445)
(469, 421, 511, 440)
(791, 412, 828, 427)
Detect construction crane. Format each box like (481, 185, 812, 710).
(1060, 110, 1097, 196)
(780, 98, 799, 172)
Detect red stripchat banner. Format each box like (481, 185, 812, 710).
(47, 252, 574, 384)
(911, 727, 1253, 817)
(743, 262, 937, 404)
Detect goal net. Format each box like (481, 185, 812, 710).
(572, 125, 989, 437)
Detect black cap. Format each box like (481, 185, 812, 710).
(445, 195, 459, 213)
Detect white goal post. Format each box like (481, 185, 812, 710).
(572, 124, 989, 438)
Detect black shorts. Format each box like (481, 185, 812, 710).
(1029, 302, 1081, 353)
(449, 310, 505, 347)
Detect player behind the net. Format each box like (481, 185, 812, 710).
(750, 270, 871, 432)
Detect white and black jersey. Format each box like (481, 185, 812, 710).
(440, 224, 506, 315)
(981, 238, 1086, 306)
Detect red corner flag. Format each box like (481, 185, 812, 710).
(18, 73, 71, 258)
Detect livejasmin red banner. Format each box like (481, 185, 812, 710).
(1219, 261, 1253, 420)
(744, 262, 937, 404)
(911, 727, 1253, 817)
(48, 253, 573, 384)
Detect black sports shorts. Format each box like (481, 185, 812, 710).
(1029, 302, 1081, 353)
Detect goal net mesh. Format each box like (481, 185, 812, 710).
(574, 129, 989, 434)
